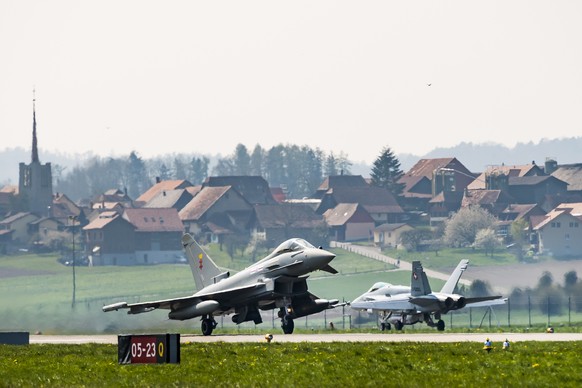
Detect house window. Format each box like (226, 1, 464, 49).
(570, 222, 579, 228)
(557, 222, 561, 228)
(565, 233, 570, 240)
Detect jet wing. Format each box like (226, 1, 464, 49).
(350, 296, 413, 312)
(463, 296, 507, 308)
(103, 294, 204, 314)
(103, 282, 267, 314)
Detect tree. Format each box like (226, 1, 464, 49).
(126, 151, 149, 199)
(233, 144, 251, 175)
(469, 279, 494, 297)
(324, 152, 338, 177)
(564, 270, 578, 290)
(336, 151, 353, 175)
(250, 144, 265, 176)
(474, 228, 501, 256)
(370, 146, 405, 197)
(401, 228, 433, 252)
(190, 156, 209, 185)
(265, 145, 286, 187)
(173, 156, 188, 180)
(538, 271, 553, 288)
(443, 206, 497, 247)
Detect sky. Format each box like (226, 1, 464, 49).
(1, 1, 582, 165)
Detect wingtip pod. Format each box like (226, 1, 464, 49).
(102, 301, 128, 312)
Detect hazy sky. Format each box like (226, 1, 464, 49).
(2, 1, 581, 164)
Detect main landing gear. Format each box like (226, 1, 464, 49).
(278, 307, 295, 334)
(201, 315, 218, 336)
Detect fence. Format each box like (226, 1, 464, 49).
(75, 294, 582, 334)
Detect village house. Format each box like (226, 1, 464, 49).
(373, 223, 414, 249)
(252, 203, 326, 247)
(179, 185, 253, 243)
(532, 202, 582, 257)
(323, 203, 375, 242)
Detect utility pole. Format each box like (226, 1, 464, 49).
(69, 215, 77, 307)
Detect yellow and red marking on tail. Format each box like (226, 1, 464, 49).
(198, 253, 204, 269)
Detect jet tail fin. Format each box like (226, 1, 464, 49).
(182, 233, 223, 291)
(440, 259, 469, 294)
(410, 261, 432, 296)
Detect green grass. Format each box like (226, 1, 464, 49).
(1, 341, 581, 387)
(1, 246, 580, 335)
(380, 247, 529, 268)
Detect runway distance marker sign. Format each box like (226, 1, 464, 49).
(118, 334, 180, 364)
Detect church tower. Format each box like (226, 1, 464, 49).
(18, 92, 53, 216)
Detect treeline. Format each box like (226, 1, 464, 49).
(54, 144, 355, 202)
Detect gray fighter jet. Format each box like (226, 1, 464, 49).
(350, 259, 506, 331)
(103, 233, 340, 335)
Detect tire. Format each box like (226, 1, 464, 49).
(395, 321, 403, 331)
(201, 319, 214, 336)
(282, 318, 294, 334)
(437, 320, 445, 331)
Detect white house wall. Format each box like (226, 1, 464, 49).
(538, 215, 582, 257)
(345, 222, 374, 242)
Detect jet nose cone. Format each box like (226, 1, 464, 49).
(320, 249, 336, 262)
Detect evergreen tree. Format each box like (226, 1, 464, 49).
(190, 156, 209, 185)
(250, 144, 265, 176)
(126, 151, 149, 199)
(324, 152, 338, 176)
(233, 143, 251, 175)
(370, 146, 405, 196)
(265, 145, 286, 187)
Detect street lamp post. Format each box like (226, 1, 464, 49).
(69, 215, 77, 307)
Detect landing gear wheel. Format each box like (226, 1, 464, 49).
(380, 322, 391, 331)
(281, 317, 295, 334)
(394, 321, 404, 331)
(201, 318, 215, 336)
(436, 320, 445, 331)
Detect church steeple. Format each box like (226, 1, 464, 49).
(32, 89, 39, 163)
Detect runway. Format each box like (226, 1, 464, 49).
(30, 332, 582, 345)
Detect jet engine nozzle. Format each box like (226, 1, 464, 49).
(454, 296, 466, 309)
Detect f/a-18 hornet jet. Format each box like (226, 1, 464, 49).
(103, 233, 340, 335)
(350, 259, 506, 331)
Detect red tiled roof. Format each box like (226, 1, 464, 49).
(137, 180, 193, 203)
(179, 186, 232, 221)
(123, 208, 183, 232)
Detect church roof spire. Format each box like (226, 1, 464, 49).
(32, 88, 39, 163)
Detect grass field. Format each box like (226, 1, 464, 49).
(1, 246, 581, 334)
(1, 341, 581, 387)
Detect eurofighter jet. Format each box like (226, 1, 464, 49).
(350, 259, 506, 331)
(103, 233, 340, 335)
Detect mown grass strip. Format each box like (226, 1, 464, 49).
(1, 341, 581, 387)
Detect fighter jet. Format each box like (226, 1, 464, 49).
(350, 259, 506, 331)
(103, 233, 340, 335)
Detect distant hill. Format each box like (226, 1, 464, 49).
(2, 137, 582, 184)
(419, 137, 582, 173)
